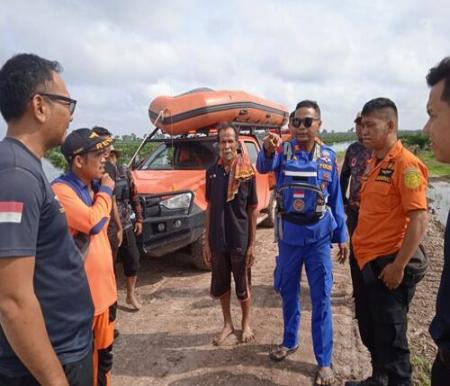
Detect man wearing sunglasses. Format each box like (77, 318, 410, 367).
(0, 54, 93, 386)
(257, 100, 348, 386)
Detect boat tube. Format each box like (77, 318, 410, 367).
(149, 88, 289, 135)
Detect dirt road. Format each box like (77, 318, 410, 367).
(112, 218, 443, 386)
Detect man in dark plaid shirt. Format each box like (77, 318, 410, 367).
(340, 112, 371, 282)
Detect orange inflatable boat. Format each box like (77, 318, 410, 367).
(148, 88, 289, 135)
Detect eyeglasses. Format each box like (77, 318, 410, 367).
(290, 117, 319, 129)
(37, 93, 77, 115)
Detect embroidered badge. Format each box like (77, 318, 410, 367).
(320, 150, 331, 163)
(375, 168, 394, 184)
(404, 168, 421, 189)
(293, 199, 305, 212)
(319, 162, 332, 171)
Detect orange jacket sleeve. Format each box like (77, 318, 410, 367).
(52, 183, 112, 235)
(396, 158, 428, 213)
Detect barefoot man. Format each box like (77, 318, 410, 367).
(205, 122, 258, 345)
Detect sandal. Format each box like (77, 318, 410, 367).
(269, 344, 299, 362)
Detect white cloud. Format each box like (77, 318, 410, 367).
(1, 0, 449, 137)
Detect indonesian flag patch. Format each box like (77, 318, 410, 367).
(293, 190, 305, 198)
(0, 201, 24, 223)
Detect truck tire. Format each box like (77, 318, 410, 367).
(191, 230, 211, 271)
(261, 190, 276, 228)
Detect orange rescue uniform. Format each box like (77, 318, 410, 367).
(52, 180, 117, 386)
(352, 140, 428, 269)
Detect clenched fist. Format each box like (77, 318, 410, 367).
(263, 132, 281, 155)
(101, 173, 115, 190)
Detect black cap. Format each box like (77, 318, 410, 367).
(61, 128, 113, 162)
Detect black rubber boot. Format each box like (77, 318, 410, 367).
(345, 368, 388, 386)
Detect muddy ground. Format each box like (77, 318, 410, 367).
(112, 214, 444, 386)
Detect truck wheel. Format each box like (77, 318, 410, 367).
(261, 190, 276, 228)
(191, 230, 211, 271)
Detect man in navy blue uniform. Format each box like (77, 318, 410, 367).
(257, 100, 348, 386)
(424, 57, 450, 386)
(0, 54, 93, 386)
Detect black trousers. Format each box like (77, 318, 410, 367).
(353, 255, 416, 386)
(346, 208, 362, 298)
(431, 349, 450, 386)
(0, 351, 93, 386)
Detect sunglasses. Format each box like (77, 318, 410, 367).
(38, 93, 77, 115)
(290, 117, 319, 129)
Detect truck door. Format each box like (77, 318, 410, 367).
(242, 140, 269, 211)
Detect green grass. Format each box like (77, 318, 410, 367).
(417, 150, 450, 178)
(411, 354, 431, 386)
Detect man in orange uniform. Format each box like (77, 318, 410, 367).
(345, 98, 428, 386)
(52, 128, 117, 386)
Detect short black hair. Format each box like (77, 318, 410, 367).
(217, 121, 239, 141)
(426, 57, 450, 105)
(361, 97, 398, 119)
(295, 100, 321, 119)
(92, 126, 112, 137)
(0, 53, 62, 122)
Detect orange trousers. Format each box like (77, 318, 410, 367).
(92, 307, 115, 386)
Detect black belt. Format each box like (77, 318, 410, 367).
(280, 212, 322, 225)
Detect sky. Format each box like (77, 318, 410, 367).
(0, 0, 449, 138)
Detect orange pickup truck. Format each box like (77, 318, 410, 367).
(130, 89, 288, 269)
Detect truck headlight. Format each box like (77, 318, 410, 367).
(160, 192, 192, 211)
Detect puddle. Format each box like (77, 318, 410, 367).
(428, 180, 449, 227)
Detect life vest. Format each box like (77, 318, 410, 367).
(276, 141, 330, 225)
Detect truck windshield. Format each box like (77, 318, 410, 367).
(140, 140, 218, 170)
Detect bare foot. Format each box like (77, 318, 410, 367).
(241, 325, 255, 343)
(315, 366, 335, 385)
(212, 324, 234, 346)
(126, 294, 142, 310)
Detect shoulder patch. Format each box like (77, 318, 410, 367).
(404, 167, 421, 189)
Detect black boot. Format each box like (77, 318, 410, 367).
(345, 368, 388, 386)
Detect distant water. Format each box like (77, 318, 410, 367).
(42, 158, 63, 182)
(428, 180, 450, 227)
(330, 141, 353, 152)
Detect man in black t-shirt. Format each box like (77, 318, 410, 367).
(424, 57, 450, 386)
(0, 54, 93, 386)
(205, 122, 258, 345)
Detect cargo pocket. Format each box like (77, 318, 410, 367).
(273, 255, 282, 293)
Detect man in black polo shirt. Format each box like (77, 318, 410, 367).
(0, 54, 93, 386)
(424, 57, 450, 386)
(205, 122, 258, 345)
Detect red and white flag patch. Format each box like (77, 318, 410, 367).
(0, 201, 24, 224)
(293, 190, 305, 198)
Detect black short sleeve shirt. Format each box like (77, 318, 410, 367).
(205, 163, 257, 254)
(104, 161, 117, 196)
(0, 138, 93, 377)
(430, 211, 450, 349)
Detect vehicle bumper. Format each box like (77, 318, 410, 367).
(139, 200, 205, 257)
